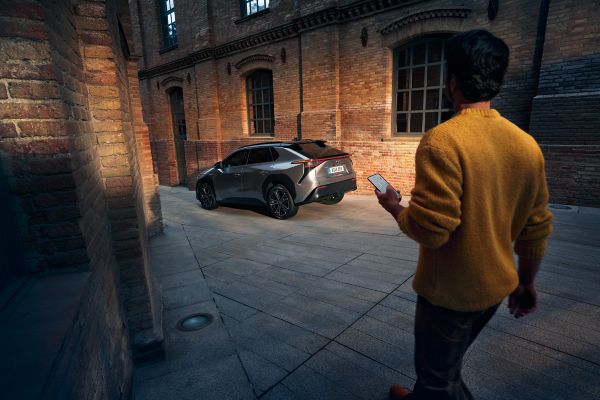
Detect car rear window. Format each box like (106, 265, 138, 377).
(289, 142, 347, 159)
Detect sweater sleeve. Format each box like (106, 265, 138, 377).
(514, 159, 553, 259)
(397, 144, 462, 248)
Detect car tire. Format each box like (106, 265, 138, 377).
(319, 193, 344, 205)
(267, 184, 298, 219)
(196, 181, 218, 210)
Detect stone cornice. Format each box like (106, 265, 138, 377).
(212, 23, 298, 59)
(234, 54, 275, 70)
(379, 7, 472, 36)
(138, 0, 466, 80)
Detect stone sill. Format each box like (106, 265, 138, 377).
(159, 44, 178, 54)
(235, 8, 270, 24)
(0, 271, 90, 399)
(382, 135, 423, 142)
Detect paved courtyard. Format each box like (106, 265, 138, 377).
(134, 186, 600, 400)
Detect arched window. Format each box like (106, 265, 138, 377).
(393, 36, 453, 134)
(160, 0, 177, 47)
(246, 70, 275, 136)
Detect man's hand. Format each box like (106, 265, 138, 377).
(508, 283, 538, 318)
(375, 185, 404, 218)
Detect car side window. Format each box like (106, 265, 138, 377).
(223, 149, 249, 168)
(248, 148, 273, 165)
(270, 147, 280, 161)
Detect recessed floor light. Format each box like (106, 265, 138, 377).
(176, 313, 214, 332)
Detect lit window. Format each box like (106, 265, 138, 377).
(246, 70, 274, 136)
(160, 0, 177, 47)
(394, 37, 453, 134)
(241, 0, 269, 18)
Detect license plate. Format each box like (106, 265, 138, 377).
(328, 166, 345, 174)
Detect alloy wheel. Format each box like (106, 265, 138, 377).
(197, 183, 216, 209)
(269, 187, 291, 218)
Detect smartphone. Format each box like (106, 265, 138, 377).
(368, 173, 393, 193)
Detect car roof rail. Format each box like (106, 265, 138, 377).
(238, 141, 284, 149)
(238, 139, 327, 149)
(290, 139, 327, 144)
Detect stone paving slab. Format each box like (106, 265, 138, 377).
(134, 187, 600, 400)
(0, 271, 89, 400)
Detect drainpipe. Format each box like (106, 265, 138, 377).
(527, 0, 551, 132)
(297, 31, 303, 141)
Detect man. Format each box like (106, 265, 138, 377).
(376, 29, 553, 400)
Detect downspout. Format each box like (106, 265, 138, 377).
(527, 0, 551, 132)
(295, 0, 303, 141)
(193, 62, 201, 173)
(297, 31, 304, 141)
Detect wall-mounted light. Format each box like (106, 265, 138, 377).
(488, 0, 499, 20)
(187, 73, 191, 84)
(361, 27, 368, 47)
(281, 48, 287, 63)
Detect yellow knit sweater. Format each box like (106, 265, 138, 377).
(397, 108, 553, 312)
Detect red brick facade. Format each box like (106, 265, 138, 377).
(134, 0, 600, 207)
(0, 0, 163, 397)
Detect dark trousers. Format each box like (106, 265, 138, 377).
(412, 296, 500, 400)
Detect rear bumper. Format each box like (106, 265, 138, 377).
(299, 178, 357, 204)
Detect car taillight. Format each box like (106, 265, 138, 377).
(292, 154, 352, 170)
(292, 159, 325, 170)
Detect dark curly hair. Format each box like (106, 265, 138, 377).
(445, 29, 510, 102)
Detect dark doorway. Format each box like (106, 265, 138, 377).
(0, 158, 27, 303)
(169, 87, 187, 185)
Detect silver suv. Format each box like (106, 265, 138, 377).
(195, 140, 356, 219)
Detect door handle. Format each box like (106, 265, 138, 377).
(260, 171, 269, 175)
(234, 173, 241, 177)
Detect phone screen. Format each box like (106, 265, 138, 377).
(368, 173, 391, 193)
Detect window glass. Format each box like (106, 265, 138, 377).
(160, 0, 177, 47)
(269, 147, 280, 161)
(289, 142, 347, 159)
(246, 70, 275, 136)
(394, 37, 453, 134)
(169, 88, 186, 140)
(223, 150, 248, 167)
(241, 0, 269, 18)
(248, 148, 273, 164)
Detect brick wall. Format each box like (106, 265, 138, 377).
(74, 0, 163, 362)
(0, 0, 163, 397)
(135, 0, 598, 206)
(530, 0, 600, 206)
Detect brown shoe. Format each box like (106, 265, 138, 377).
(389, 384, 413, 400)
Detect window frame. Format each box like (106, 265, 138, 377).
(159, 0, 177, 48)
(246, 69, 275, 137)
(392, 35, 453, 136)
(168, 87, 186, 140)
(240, 0, 270, 18)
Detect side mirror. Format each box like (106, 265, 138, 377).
(215, 161, 223, 170)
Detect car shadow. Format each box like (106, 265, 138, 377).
(207, 202, 273, 218)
